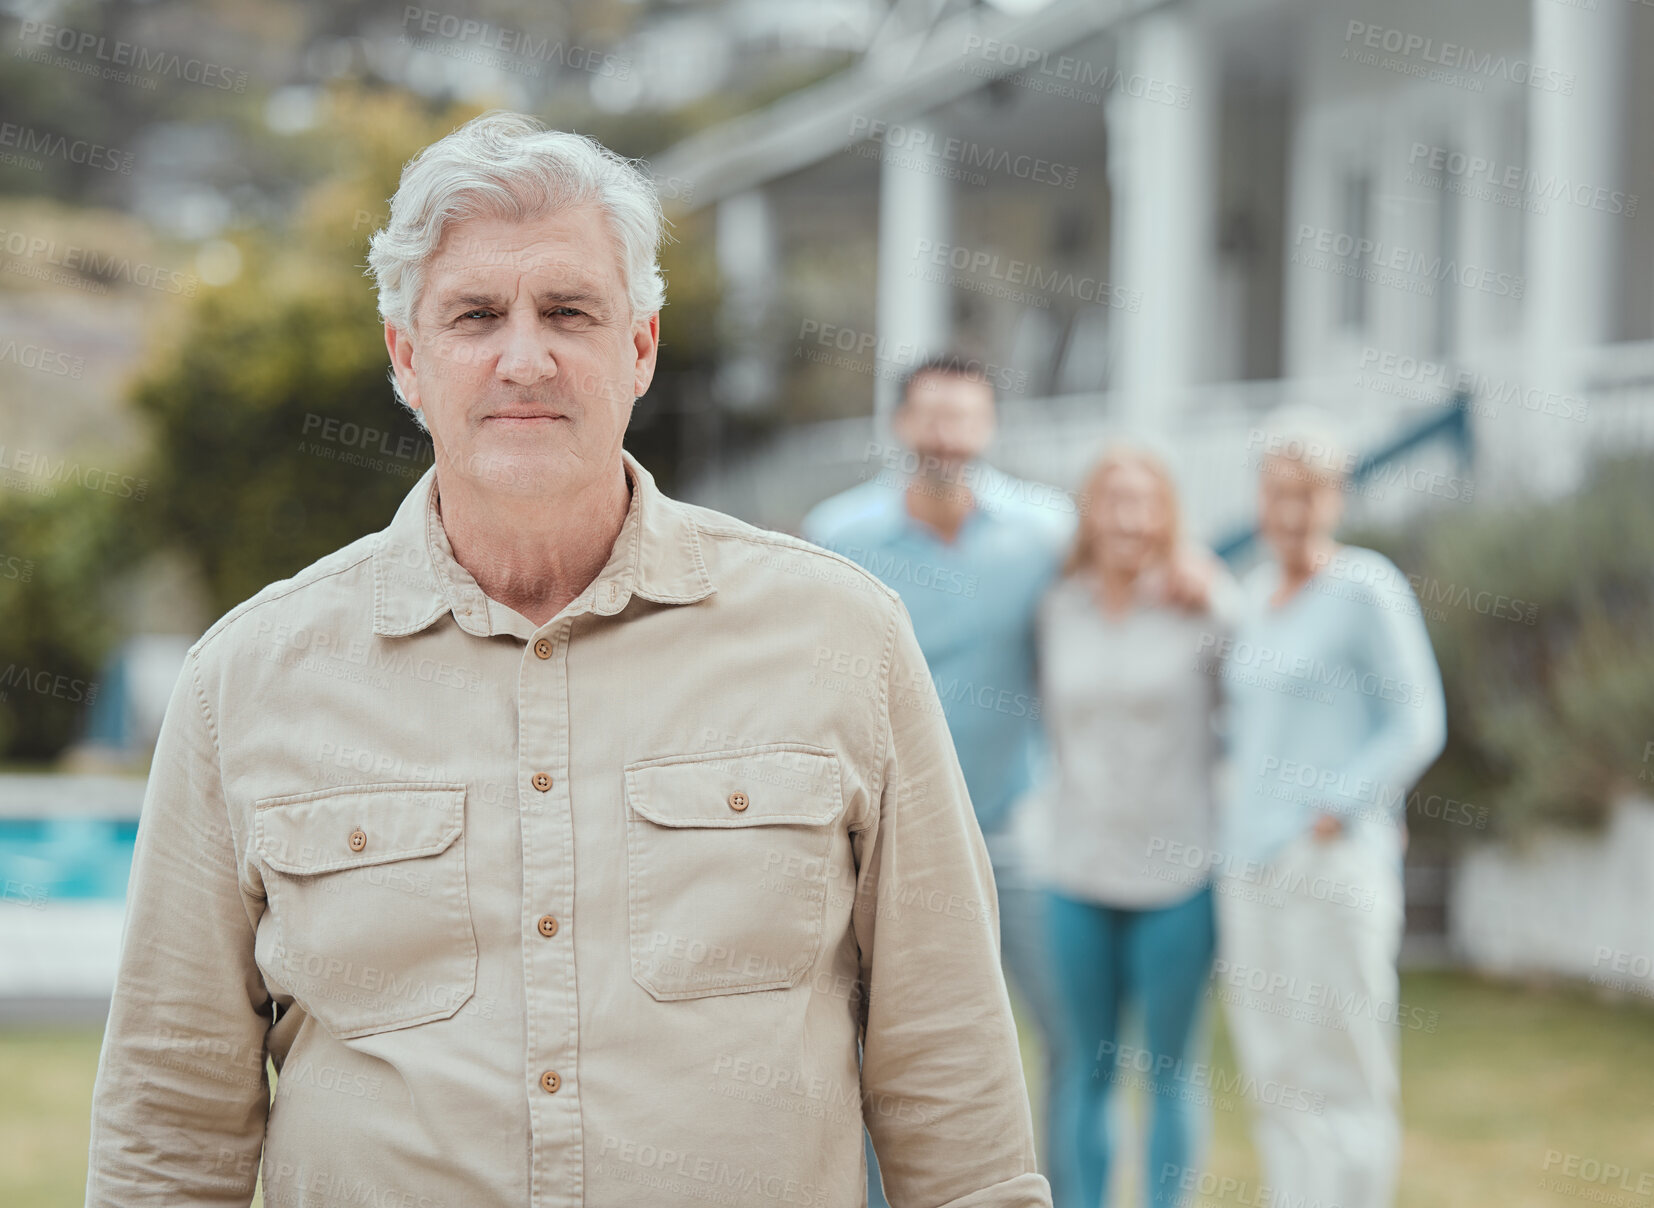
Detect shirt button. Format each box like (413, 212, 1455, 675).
(534, 638, 553, 659)
(533, 772, 553, 793)
(539, 1070, 561, 1094)
(728, 791, 749, 812)
(537, 914, 559, 938)
(348, 828, 367, 852)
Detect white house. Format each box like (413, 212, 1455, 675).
(647, 0, 1654, 975)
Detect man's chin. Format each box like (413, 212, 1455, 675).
(445, 439, 574, 494)
(1269, 540, 1314, 568)
(915, 452, 975, 478)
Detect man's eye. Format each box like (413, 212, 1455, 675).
(459, 309, 492, 321)
(548, 306, 583, 318)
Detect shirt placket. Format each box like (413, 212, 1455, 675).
(520, 609, 585, 1207)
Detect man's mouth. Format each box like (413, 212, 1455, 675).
(486, 411, 568, 423)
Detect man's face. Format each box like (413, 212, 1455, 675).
(385, 204, 658, 497)
(892, 371, 996, 475)
(1257, 453, 1344, 569)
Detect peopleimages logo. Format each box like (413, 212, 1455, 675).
(1194, 632, 1429, 708)
(1406, 143, 1637, 219)
(1541, 1151, 1654, 1197)
(1145, 837, 1378, 912)
(399, 6, 631, 80)
(794, 319, 1029, 394)
(0, 339, 85, 378)
(1209, 958, 1440, 1033)
(1093, 1039, 1326, 1116)
(817, 540, 979, 598)
(1342, 20, 1575, 94)
(1161, 1166, 1342, 1208)
(16, 20, 249, 91)
(958, 33, 1192, 109)
(912, 238, 1140, 311)
(0, 122, 134, 173)
(1258, 756, 1489, 829)
(1356, 346, 1589, 424)
(1291, 223, 1523, 300)
(0, 446, 149, 500)
(846, 116, 1079, 189)
(0, 664, 99, 705)
(0, 228, 196, 296)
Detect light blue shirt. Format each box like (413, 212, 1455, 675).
(1217, 544, 1448, 871)
(801, 460, 1076, 835)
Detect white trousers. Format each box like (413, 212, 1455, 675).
(1215, 832, 1405, 1208)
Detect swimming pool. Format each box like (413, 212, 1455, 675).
(0, 817, 136, 906)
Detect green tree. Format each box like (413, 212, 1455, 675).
(1360, 453, 1654, 839)
(128, 88, 456, 614)
(0, 488, 132, 762)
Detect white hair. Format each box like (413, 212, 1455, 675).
(1253, 404, 1356, 479)
(364, 109, 667, 427)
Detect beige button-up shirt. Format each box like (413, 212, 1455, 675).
(85, 449, 1050, 1208)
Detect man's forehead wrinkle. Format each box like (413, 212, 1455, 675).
(442, 260, 606, 288)
(434, 246, 599, 279)
(430, 246, 610, 293)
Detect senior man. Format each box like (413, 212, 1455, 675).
(85, 110, 1050, 1208)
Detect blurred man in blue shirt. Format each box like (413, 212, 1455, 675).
(802, 355, 1075, 1207)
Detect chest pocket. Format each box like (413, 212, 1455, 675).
(624, 743, 845, 1001)
(254, 783, 476, 1039)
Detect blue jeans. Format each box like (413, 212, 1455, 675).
(864, 847, 1067, 1207)
(1044, 885, 1216, 1208)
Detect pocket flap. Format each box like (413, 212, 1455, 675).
(625, 744, 843, 828)
(255, 782, 466, 874)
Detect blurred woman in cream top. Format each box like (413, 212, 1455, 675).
(1034, 444, 1235, 1208)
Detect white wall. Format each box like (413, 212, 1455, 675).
(1282, 0, 1532, 383)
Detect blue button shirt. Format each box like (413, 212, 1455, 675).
(1217, 544, 1448, 871)
(802, 461, 1075, 834)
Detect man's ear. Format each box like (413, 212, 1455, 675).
(631, 311, 661, 399)
(385, 322, 419, 410)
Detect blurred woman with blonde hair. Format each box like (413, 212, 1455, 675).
(1034, 442, 1236, 1208)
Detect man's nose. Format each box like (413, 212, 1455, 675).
(497, 312, 557, 382)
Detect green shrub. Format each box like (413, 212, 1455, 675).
(0, 487, 133, 762)
(1357, 453, 1654, 839)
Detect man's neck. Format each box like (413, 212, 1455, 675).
(1273, 538, 1339, 605)
(903, 465, 976, 545)
(436, 460, 633, 628)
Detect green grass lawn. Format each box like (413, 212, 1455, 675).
(1013, 970, 1654, 1208)
(11, 971, 1653, 1207)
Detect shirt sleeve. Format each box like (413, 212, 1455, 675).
(1318, 563, 1449, 825)
(851, 601, 1053, 1208)
(85, 646, 271, 1207)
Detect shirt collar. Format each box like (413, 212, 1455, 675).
(372, 447, 715, 639)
